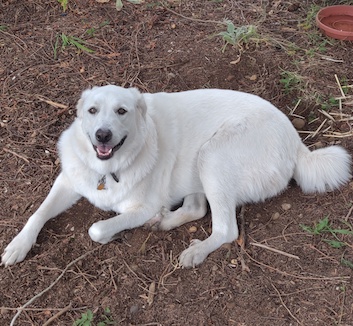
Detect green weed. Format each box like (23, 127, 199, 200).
(73, 310, 94, 326)
(298, 4, 320, 30)
(300, 216, 353, 249)
(0, 25, 8, 31)
(58, 0, 68, 12)
(341, 258, 353, 270)
(54, 33, 94, 59)
(305, 38, 330, 56)
(279, 70, 303, 94)
(73, 308, 117, 326)
(320, 96, 339, 111)
(86, 20, 110, 37)
(218, 21, 258, 52)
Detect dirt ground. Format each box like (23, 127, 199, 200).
(1, 0, 353, 325)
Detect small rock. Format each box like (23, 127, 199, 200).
(291, 118, 305, 130)
(281, 203, 292, 211)
(230, 258, 238, 265)
(188, 226, 197, 233)
(272, 212, 280, 220)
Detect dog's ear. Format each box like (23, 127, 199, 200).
(131, 88, 147, 119)
(76, 88, 96, 118)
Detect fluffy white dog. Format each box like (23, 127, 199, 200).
(2, 86, 351, 268)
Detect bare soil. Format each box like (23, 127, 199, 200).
(1, 1, 353, 325)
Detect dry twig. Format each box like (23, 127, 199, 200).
(250, 242, 300, 260)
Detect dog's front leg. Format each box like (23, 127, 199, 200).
(89, 207, 155, 244)
(1, 173, 81, 266)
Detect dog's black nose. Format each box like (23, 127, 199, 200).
(95, 129, 112, 143)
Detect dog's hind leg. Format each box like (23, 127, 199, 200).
(145, 193, 208, 231)
(179, 122, 244, 268)
(179, 192, 238, 268)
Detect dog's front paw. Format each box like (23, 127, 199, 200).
(179, 239, 208, 268)
(1, 232, 36, 267)
(88, 221, 115, 244)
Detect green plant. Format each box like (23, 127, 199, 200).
(58, 0, 68, 12)
(73, 310, 94, 326)
(54, 33, 94, 59)
(341, 258, 353, 269)
(320, 96, 339, 111)
(279, 70, 303, 93)
(300, 216, 353, 249)
(86, 20, 110, 37)
(218, 21, 258, 52)
(0, 25, 8, 31)
(73, 308, 117, 326)
(298, 4, 320, 30)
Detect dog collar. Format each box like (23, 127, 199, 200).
(97, 173, 119, 190)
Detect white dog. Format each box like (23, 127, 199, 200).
(2, 86, 351, 268)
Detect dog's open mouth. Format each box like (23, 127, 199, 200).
(94, 135, 127, 160)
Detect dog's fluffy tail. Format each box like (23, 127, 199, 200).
(294, 144, 351, 193)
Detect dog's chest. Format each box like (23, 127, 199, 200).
(75, 172, 127, 211)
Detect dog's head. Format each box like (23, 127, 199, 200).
(76, 85, 147, 160)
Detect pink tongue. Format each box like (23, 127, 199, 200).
(97, 145, 112, 156)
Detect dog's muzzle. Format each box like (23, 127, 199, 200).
(93, 135, 127, 160)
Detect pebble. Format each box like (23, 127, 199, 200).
(281, 203, 292, 211)
(272, 212, 280, 220)
(291, 118, 305, 130)
(230, 259, 238, 265)
(188, 226, 197, 233)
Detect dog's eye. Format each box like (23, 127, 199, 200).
(117, 108, 127, 115)
(88, 107, 97, 114)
